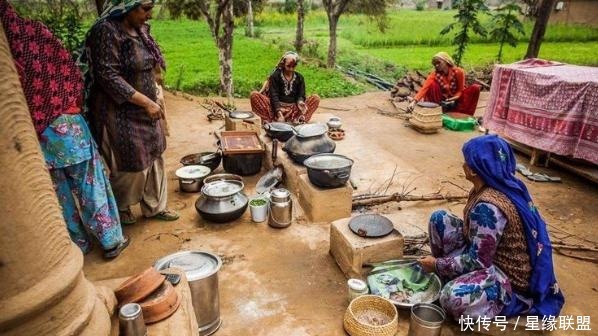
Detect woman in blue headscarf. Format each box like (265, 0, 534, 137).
(418, 135, 564, 320)
(81, 0, 178, 225)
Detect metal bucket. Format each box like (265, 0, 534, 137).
(408, 303, 445, 336)
(154, 251, 223, 336)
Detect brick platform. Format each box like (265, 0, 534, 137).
(298, 173, 352, 223)
(329, 216, 404, 278)
(224, 114, 262, 134)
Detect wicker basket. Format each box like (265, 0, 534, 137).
(343, 295, 399, 336)
(413, 105, 443, 123)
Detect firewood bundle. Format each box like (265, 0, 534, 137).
(389, 71, 427, 102)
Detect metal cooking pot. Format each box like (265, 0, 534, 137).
(303, 153, 353, 188)
(195, 176, 248, 223)
(180, 152, 222, 172)
(175, 165, 211, 193)
(263, 122, 295, 142)
(154, 251, 223, 336)
(283, 123, 336, 164)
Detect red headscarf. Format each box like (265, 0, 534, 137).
(0, 0, 83, 135)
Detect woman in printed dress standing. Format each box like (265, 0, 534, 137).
(418, 135, 564, 319)
(81, 0, 179, 224)
(0, 0, 128, 258)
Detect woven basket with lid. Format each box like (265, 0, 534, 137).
(343, 295, 399, 336)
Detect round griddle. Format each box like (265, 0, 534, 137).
(348, 214, 394, 238)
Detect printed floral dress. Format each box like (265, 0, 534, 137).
(40, 114, 124, 253)
(429, 203, 513, 320)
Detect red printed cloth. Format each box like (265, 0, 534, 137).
(483, 59, 598, 164)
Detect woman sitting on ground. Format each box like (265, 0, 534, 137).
(1, 0, 128, 258)
(408, 52, 480, 116)
(250, 51, 320, 124)
(418, 135, 564, 319)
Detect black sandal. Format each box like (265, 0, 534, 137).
(103, 236, 130, 259)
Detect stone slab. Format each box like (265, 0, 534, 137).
(329, 216, 404, 278)
(298, 173, 352, 223)
(225, 114, 262, 134)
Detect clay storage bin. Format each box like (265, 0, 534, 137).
(115, 267, 166, 305)
(139, 281, 181, 324)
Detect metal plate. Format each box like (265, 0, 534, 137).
(154, 251, 222, 281)
(229, 111, 254, 119)
(293, 123, 327, 138)
(348, 214, 394, 238)
(416, 101, 440, 108)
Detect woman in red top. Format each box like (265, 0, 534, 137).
(408, 52, 480, 116)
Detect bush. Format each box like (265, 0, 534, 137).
(280, 0, 297, 14)
(415, 0, 426, 11)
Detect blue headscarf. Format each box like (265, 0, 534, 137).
(462, 135, 564, 317)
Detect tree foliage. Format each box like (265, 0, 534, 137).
(489, 2, 524, 62)
(440, 0, 488, 66)
(346, 0, 390, 32)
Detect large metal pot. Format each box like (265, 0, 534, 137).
(303, 153, 353, 188)
(283, 123, 336, 164)
(195, 175, 248, 223)
(154, 251, 223, 336)
(263, 122, 295, 142)
(175, 165, 211, 193)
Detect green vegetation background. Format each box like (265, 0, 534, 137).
(150, 9, 598, 98)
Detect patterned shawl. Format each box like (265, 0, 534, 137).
(462, 135, 564, 317)
(0, 0, 83, 135)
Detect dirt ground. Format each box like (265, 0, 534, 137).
(83, 91, 598, 335)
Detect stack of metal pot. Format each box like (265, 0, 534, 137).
(268, 188, 292, 228)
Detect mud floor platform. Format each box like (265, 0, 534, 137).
(83, 91, 598, 335)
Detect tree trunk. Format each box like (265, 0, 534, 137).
(246, 0, 254, 37)
(0, 22, 112, 336)
(326, 14, 339, 68)
(525, 0, 557, 58)
(218, 0, 235, 102)
(295, 0, 305, 52)
(94, 0, 104, 15)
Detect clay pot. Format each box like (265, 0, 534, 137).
(139, 281, 181, 324)
(115, 267, 166, 305)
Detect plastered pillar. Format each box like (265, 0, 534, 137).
(0, 22, 111, 336)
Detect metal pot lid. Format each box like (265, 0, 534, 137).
(265, 122, 294, 132)
(229, 111, 254, 119)
(256, 167, 283, 194)
(202, 180, 244, 197)
(348, 279, 368, 292)
(417, 101, 440, 108)
(270, 188, 290, 201)
(175, 165, 211, 179)
(303, 153, 353, 170)
(294, 123, 327, 138)
(348, 214, 394, 238)
(154, 251, 222, 281)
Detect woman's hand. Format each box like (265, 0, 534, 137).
(407, 99, 417, 113)
(276, 110, 285, 122)
(144, 100, 163, 120)
(298, 101, 307, 115)
(418, 256, 437, 273)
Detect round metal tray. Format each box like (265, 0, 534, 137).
(348, 214, 394, 238)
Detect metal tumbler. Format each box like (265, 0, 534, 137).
(119, 303, 147, 336)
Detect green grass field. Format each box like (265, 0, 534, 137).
(150, 8, 598, 97)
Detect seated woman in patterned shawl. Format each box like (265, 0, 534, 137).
(408, 52, 481, 116)
(250, 51, 320, 124)
(418, 135, 564, 320)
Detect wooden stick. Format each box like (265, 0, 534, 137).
(352, 192, 469, 207)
